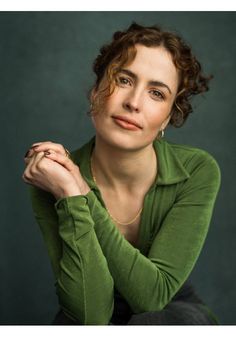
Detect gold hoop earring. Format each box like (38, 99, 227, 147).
(157, 129, 164, 139)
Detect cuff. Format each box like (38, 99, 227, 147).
(55, 194, 94, 239)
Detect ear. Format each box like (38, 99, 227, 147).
(90, 87, 98, 103)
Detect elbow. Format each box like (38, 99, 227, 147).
(129, 292, 170, 314)
(130, 276, 176, 314)
(56, 281, 114, 325)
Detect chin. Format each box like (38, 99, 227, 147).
(96, 129, 153, 152)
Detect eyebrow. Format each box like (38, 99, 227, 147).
(119, 68, 172, 95)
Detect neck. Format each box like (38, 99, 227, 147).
(91, 135, 157, 194)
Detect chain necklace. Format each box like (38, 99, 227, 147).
(90, 156, 143, 226)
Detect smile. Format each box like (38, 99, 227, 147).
(112, 115, 142, 131)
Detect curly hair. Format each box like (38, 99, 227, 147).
(91, 22, 212, 127)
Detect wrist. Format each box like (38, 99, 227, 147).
(54, 181, 90, 200)
(79, 180, 91, 196)
(54, 184, 82, 200)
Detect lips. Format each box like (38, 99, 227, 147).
(112, 115, 142, 129)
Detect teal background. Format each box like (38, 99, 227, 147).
(0, 12, 235, 324)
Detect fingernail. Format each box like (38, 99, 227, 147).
(31, 142, 42, 147)
(31, 145, 39, 149)
(24, 150, 30, 158)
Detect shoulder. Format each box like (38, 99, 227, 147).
(170, 142, 219, 167)
(167, 141, 221, 184)
(155, 139, 221, 186)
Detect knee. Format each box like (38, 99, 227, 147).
(127, 301, 217, 325)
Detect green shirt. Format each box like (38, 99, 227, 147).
(30, 137, 221, 325)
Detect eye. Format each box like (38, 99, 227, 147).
(149, 89, 165, 101)
(116, 76, 132, 87)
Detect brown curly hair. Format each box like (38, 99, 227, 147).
(91, 22, 212, 127)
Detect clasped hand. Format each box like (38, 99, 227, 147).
(22, 141, 90, 200)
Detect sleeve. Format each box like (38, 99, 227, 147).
(85, 154, 221, 313)
(30, 187, 114, 325)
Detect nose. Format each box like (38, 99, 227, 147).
(122, 88, 142, 113)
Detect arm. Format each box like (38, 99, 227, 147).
(24, 146, 114, 325)
(85, 153, 221, 313)
(30, 186, 114, 325)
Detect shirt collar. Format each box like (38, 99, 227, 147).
(71, 136, 190, 189)
(153, 139, 190, 185)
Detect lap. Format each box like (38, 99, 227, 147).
(127, 301, 217, 325)
(52, 281, 219, 325)
(126, 281, 219, 325)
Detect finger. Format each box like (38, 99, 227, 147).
(31, 141, 51, 147)
(23, 151, 54, 187)
(32, 142, 68, 156)
(23, 151, 45, 181)
(24, 150, 39, 166)
(44, 151, 75, 172)
(24, 142, 45, 160)
(30, 141, 53, 152)
(22, 173, 34, 185)
(24, 148, 35, 159)
(30, 151, 46, 167)
(24, 156, 32, 165)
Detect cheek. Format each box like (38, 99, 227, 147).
(105, 93, 120, 111)
(149, 119, 162, 132)
(146, 112, 165, 130)
(146, 101, 173, 127)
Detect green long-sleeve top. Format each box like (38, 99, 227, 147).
(30, 137, 221, 325)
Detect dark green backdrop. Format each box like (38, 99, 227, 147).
(0, 12, 235, 324)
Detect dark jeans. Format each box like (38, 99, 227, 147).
(52, 281, 219, 325)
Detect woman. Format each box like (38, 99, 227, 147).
(23, 23, 221, 325)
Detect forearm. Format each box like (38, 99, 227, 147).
(86, 177, 220, 314)
(30, 186, 62, 278)
(30, 187, 114, 325)
(55, 195, 114, 325)
(87, 190, 167, 312)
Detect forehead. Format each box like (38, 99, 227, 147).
(126, 44, 179, 93)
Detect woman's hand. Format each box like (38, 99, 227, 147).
(23, 141, 90, 199)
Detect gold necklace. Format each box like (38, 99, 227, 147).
(90, 156, 143, 226)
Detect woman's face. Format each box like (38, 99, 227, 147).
(92, 44, 179, 151)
